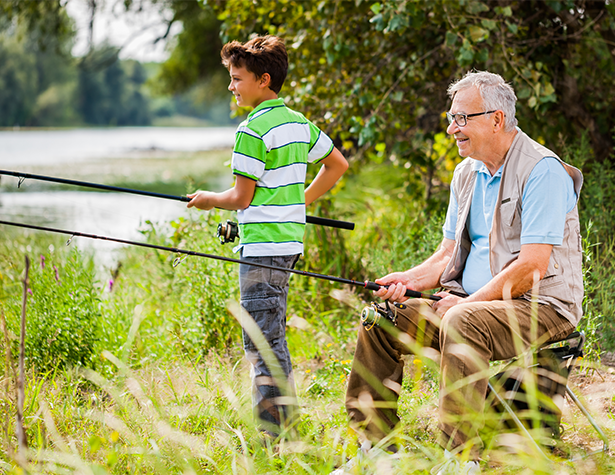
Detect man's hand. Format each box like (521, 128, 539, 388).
(371, 238, 455, 304)
(186, 191, 217, 210)
(374, 272, 417, 303)
(432, 291, 465, 316)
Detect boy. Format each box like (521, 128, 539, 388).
(187, 35, 348, 436)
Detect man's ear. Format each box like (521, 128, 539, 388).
(259, 73, 272, 89)
(493, 110, 505, 132)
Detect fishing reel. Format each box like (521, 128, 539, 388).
(360, 301, 406, 330)
(217, 220, 239, 245)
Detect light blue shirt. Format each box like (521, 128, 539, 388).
(443, 157, 577, 295)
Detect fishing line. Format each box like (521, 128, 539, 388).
(0, 169, 355, 231)
(0, 219, 440, 302)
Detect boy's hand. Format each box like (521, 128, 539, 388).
(187, 191, 216, 210)
(185, 177, 255, 211)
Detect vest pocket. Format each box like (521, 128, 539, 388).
(500, 199, 521, 253)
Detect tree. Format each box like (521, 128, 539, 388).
(199, 0, 615, 203)
(0, 0, 76, 126)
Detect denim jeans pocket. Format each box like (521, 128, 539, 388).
(241, 296, 285, 350)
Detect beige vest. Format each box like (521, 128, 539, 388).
(440, 131, 584, 326)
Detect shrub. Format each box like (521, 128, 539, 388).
(6, 250, 103, 372)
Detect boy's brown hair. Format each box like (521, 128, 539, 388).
(221, 35, 288, 94)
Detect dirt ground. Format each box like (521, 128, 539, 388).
(562, 358, 615, 454)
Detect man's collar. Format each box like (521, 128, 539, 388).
(471, 159, 503, 177)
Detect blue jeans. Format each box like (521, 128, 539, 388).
(239, 253, 300, 434)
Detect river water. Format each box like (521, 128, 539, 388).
(0, 127, 236, 270)
(0, 127, 236, 165)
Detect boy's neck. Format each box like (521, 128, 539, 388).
(253, 91, 279, 108)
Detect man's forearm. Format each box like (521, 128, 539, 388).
(466, 243, 553, 302)
(406, 238, 455, 291)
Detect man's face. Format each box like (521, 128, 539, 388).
(446, 86, 495, 160)
(228, 64, 263, 108)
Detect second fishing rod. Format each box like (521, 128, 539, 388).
(0, 219, 441, 305)
(0, 169, 355, 231)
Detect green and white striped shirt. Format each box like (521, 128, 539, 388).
(232, 98, 334, 257)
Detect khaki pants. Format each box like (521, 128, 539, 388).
(345, 298, 574, 453)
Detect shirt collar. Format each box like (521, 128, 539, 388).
(249, 98, 285, 117)
(471, 159, 503, 178)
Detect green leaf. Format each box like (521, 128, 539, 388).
(458, 41, 475, 63)
(391, 91, 404, 102)
(445, 31, 457, 47)
(481, 19, 498, 31)
(466, 1, 490, 14)
(387, 14, 407, 32)
(542, 82, 555, 97)
(517, 87, 531, 99)
(468, 25, 488, 42)
(502, 6, 513, 16)
(369, 13, 385, 31)
(476, 47, 488, 63)
(370, 2, 382, 15)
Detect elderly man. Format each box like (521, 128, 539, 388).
(344, 71, 583, 470)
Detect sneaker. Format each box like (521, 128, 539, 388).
(431, 450, 480, 475)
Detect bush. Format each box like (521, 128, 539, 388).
(103, 212, 242, 365)
(5, 251, 103, 372)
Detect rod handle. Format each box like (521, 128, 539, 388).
(306, 215, 355, 230)
(364, 281, 441, 301)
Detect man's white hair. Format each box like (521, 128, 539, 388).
(447, 71, 518, 132)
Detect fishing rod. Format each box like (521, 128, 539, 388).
(0, 219, 440, 302)
(0, 169, 355, 231)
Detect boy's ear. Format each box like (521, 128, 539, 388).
(259, 72, 272, 89)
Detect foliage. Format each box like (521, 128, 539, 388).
(102, 212, 242, 366)
(0, 0, 74, 54)
(204, 0, 615, 168)
(0, 0, 232, 127)
(564, 133, 615, 244)
(563, 133, 615, 351)
(77, 49, 153, 126)
(1, 250, 103, 372)
(0, 16, 77, 126)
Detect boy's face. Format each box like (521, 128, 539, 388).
(228, 64, 267, 108)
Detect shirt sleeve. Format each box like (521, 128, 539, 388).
(231, 124, 267, 181)
(520, 157, 577, 246)
(442, 187, 458, 240)
(307, 121, 334, 164)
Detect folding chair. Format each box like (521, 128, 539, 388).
(486, 331, 609, 461)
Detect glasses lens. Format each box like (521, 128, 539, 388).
(446, 113, 467, 127)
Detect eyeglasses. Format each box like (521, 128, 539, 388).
(445, 110, 497, 127)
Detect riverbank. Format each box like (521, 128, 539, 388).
(1, 148, 233, 196)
